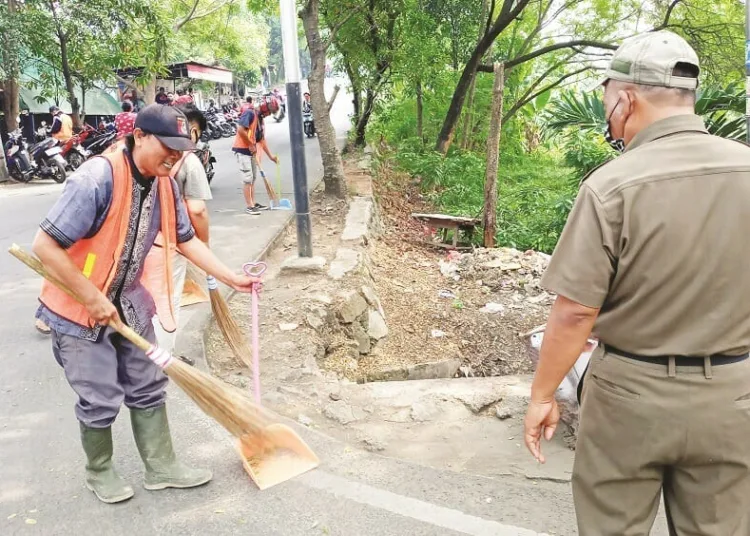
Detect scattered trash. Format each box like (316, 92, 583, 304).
(438, 259, 460, 281)
(485, 497, 493, 504)
(25, 519, 37, 525)
(279, 323, 299, 331)
(7, 513, 17, 520)
(480, 302, 505, 314)
(430, 329, 447, 338)
(438, 289, 456, 299)
(459, 365, 475, 377)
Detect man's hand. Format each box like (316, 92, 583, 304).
(272, 154, 279, 164)
(83, 289, 120, 326)
(229, 273, 261, 293)
(523, 399, 560, 464)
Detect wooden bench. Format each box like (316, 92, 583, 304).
(411, 213, 481, 250)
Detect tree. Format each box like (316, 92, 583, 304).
(21, 0, 168, 127)
(0, 0, 22, 134)
(329, 0, 403, 147)
(300, 0, 349, 197)
(433, 0, 640, 154)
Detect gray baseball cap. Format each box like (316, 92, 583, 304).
(592, 31, 699, 90)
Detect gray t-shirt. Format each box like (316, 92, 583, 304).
(175, 153, 212, 201)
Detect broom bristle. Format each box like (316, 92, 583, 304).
(209, 288, 254, 371)
(165, 356, 272, 439)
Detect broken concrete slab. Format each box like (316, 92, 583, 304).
(360, 285, 380, 307)
(367, 309, 388, 340)
(337, 290, 368, 323)
(341, 197, 373, 243)
(406, 359, 460, 381)
(323, 400, 365, 425)
(328, 248, 361, 280)
(281, 255, 327, 274)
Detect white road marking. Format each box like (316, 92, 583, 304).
(300, 471, 549, 536)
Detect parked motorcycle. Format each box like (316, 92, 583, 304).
(4, 129, 67, 183)
(194, 140, 217, 184)
(61, 125, 94, 170)
(28, 137, 68, 183)
(81, 126, 116, 157)
(4, 129, 35, 182)
(35, 121, 51, 142)
(303, 109, 316, 138)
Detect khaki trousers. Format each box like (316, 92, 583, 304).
(573, 348, 750, 535)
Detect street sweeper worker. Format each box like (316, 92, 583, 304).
(523, 31, 750, 534)
(32, 104, 260, 505)
(232, 99, 279, 215)
(149, 103, 212, 354)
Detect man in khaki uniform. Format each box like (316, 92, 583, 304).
(523, 30, 750, 535)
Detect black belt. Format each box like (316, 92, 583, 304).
(603, 344, 749, 366)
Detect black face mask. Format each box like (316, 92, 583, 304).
(603, 99, 626, 153)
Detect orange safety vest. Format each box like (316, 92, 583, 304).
(39, 148, 178, 332)
(232, 112, 258, 153)
(52, 114, 73, 142)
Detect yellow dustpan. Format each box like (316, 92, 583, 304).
(235, 261, 320, 489)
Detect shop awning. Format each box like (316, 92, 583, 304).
(19, 85, 121, 115)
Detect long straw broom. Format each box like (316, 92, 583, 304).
(9, 244, 320, 488)
(205, 273, 254, 371)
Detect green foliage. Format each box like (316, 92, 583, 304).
(384, 138, 577, 253)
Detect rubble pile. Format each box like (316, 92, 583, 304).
(440, 247, 554, 308)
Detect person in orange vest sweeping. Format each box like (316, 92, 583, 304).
(49, 105, 73, 143)
(32, 104, 260, 504)
(232, 96, 279, 215)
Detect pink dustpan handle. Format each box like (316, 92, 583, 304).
(243, 262, 267, 404)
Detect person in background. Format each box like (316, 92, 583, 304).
(240, 95, 253, 114)
(302, 92, 312, 114)
(174, 89, 191, 106)
(114, 101, 137, 140)
(231, 97, 279, 215)
(155, 87, 169, 105)
(50, 106, 73, 143)
(149, 104, 212, 353)
(167, 92, 175, 106)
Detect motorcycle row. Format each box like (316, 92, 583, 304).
(3, 90, 311, 185)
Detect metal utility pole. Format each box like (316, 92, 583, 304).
(279, 0, 313, 257)
(746, 0, 750, 143)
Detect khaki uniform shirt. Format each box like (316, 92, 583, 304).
(542, 115, 750, 356)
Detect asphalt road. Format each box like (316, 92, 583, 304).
(0, 81, 582, 536)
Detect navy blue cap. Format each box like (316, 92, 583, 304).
(134, 103, 195, 151)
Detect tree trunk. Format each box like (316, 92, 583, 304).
(355, 88, 375, 147)
(435, 19, 501, 155)
(143, 76, 156, 105)
(301, 0, 347, 198)
(1, 0, 21, 134)
(55, 24, 82, 129)
(483, 63, 504, 248)
(343, 59, 361, 126)
(416, 80, 423, 142)
(460, 77, 476, 150)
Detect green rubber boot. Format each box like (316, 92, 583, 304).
(130, 405, 212, 491)
(79, 423, 135, 504)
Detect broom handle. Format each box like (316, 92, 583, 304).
(9, 244, 153, 354)
(243, 262, 266, 405)
(276, 162, 281, 197)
